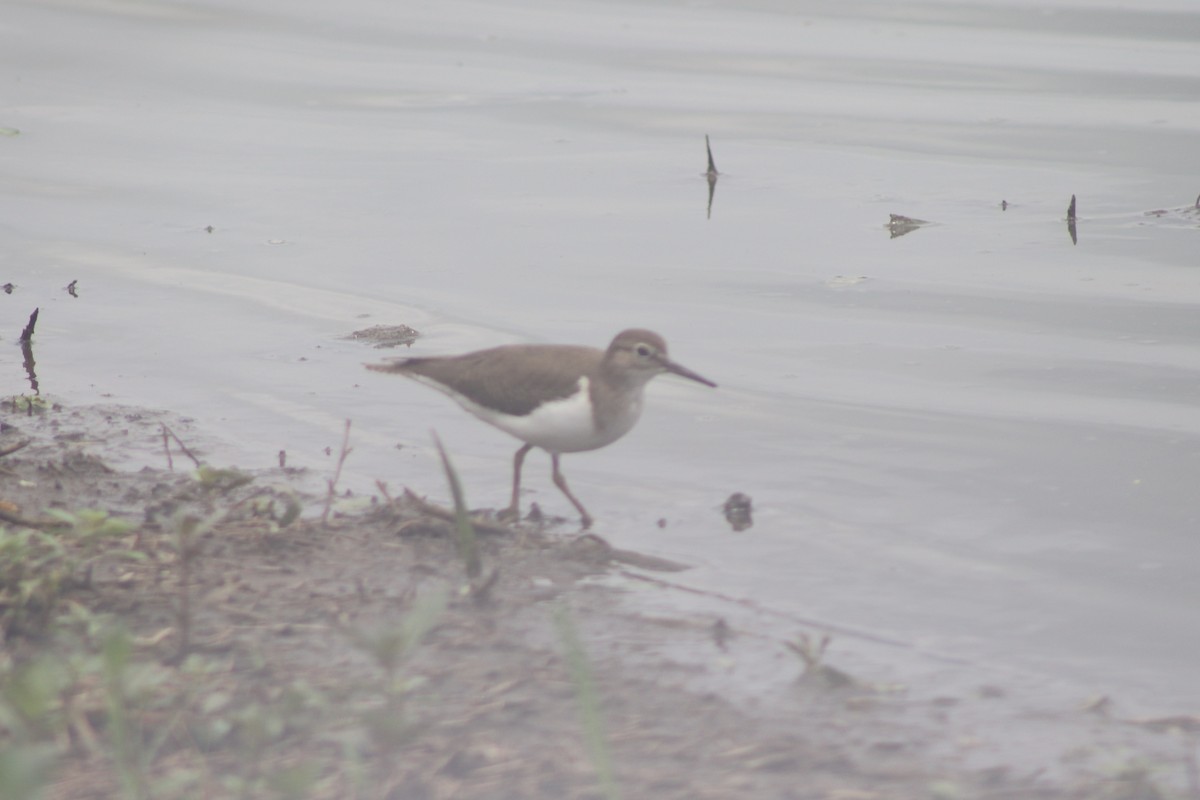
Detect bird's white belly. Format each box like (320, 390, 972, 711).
(454, 377, 642, 454)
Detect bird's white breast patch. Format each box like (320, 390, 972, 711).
(432, 376, 625, 454)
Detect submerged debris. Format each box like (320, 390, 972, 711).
(1144, 193, 1200, 219)
(886, 213, 931, 238)
(712, 617, 732, 651)
(787, 633, 857, 689)
(722, 492, 753, 531)
(825, 275, 869, 289)
(346, 324, 420, 349)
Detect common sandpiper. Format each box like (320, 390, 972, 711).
(367, 329, 716, 528)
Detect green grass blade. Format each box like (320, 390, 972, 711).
(431, 432, 480, 579)
(553, 604, 620, 800)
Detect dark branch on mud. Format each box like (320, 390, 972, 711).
(161, 424, 203, 471)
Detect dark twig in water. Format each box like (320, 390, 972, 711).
(704, 134, 720, 220)
(19, 310, 39, 393)
(321, 419, 353, 525)
(1066, 194, 1078, 246)
(21, 340, 38, 394)
(160, 424, 203, 470)
(66, 280, 79, 297)
(18, 308, 38, 342)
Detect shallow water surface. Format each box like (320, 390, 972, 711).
(3, 0, 1199, 717)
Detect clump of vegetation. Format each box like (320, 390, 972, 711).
(348, 587, 447, 761)
(0, 509, 135, 640)
(0, 432, 461, 800)
(0, 525, 73, 639)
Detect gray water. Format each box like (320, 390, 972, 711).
(4, 0, 1199, 716)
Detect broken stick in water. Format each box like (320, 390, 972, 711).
(18, 308, 38, 342)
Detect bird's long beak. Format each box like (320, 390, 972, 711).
(661, 358, 717, 388)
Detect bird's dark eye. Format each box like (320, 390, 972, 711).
(635, 343, 652, 357)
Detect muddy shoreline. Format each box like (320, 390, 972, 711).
(0, 403, 1190, 799)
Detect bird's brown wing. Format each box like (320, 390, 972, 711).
(369, 344, 602, 417)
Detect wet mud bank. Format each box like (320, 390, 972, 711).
(0, 403, 1192, 799)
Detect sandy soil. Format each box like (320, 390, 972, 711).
(0, 403, 1187, 799)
